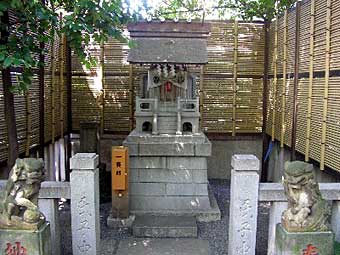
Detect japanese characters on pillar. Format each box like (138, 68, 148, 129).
(111, 146, 129, 218)
(112, 146, 128, 191)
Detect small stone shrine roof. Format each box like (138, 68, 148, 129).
(127, 21, 211, 64)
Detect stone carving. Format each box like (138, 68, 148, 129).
(281, 161, 330, 232)
(0, 158, 45, 230)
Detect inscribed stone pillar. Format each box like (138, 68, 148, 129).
(70, 153, 100, 255)
(228, 154, 260, 255)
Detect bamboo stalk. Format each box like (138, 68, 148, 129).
(51, 37, 56, 143)
(25, 91, 31, 157)
(305, 0, 315, 162)
(60, 30, 65, 137)
(271, 17, 278, 141)
(199, 65, 204, 130)
(100, 40, 105, 134)
(128, 64, 134, 131)
(280, 11, 288, 148)
(320, 0, 332, 170)
(232, 20, 238, 136)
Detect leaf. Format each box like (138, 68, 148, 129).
(3, 56, 12, 68)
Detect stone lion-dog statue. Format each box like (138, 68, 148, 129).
(0, 158, 45, 230)
(281, 161, 331, 232)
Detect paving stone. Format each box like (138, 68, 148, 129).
(100, 239, 117, 255)
(116, 238, 210, 255)
(133, 215, 197, 238)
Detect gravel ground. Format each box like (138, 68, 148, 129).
(60, 179, 270, 255)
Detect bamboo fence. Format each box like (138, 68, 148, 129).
(266, 0, 340, 172)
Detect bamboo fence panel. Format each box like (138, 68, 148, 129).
(320, 0, 332, 170)
(280, 10, 288, 147)
(313, 0, 327, 72)
(71, 42, 102, 131)
(305, 0, 315, 161)
(232, 20, 238, 136)
(100, 40, 105, 134)
(0, 73, 8, 162)
(266, 0, 340, 173)
(299, 0, 312, 73)
(330, 0, 340, 70)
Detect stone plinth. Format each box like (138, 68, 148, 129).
(228, 154, 260, 255)
(70, 153, 100, 255)
(275, 224, 334, 255)
(0, 222, 51, 255)
(123, 131, 220, 221)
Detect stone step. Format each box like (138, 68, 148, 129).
(132, 215, 197, 238)
(116, 238, 209, 255)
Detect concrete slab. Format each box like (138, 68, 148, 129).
(133, 215, 197, 238)
(116, 238, 210, 255)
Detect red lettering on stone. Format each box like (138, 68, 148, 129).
(5, 242, 27, 255)
(303, 244, 319, 255)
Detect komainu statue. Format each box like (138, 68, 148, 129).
(0, 158, 45, 230)
(281, 161, 331, 232)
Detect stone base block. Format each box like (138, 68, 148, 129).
(132, 215, 197, 238)
(107, 214, 135, 229)
(131, 187, 221, 222)
(0, 222, 51, 255)
(275, 224, 334, 255)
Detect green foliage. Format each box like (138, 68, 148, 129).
(226, 0, 297, 21)
(150, 0, 297, 22)
(0, 0, 140, 93)
(335, 242, 340, 255)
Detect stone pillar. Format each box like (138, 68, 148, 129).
(332, 201, 340, 242)
(267, 201, 287, 255)
(176, 97, 182, 135)
(39, 199, 60, 255)
(70, 153, 100, 255)
(228, 154, 260, 255)
(79, 121, 99, 153)
(152, 98, 158, 135)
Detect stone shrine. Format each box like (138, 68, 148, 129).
(123, 22, 220, 220)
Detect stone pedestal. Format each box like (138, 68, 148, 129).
(70, 153, 100, 255)
(0, 222, 51, 255)
(275, 224, 334, 255)
(123, 131, 220, 221)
